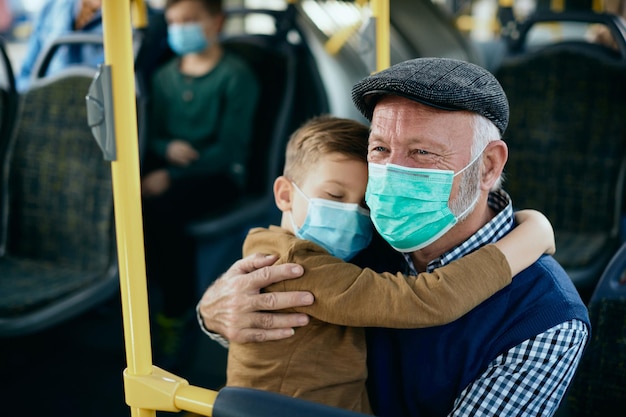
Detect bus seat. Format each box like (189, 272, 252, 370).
(565, 241, 626, 416)
(213, 386, 371, 417)
(184, 9, 308, 292)
(0, 66, 118, 337)
(0, 36, 16, 149)
(0, 36, 17, 257)
(34, 31, 150, 162)
(494, 11, 626, 301)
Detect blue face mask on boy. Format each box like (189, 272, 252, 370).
(289, 183, 373, 261)
(167, 22, 209, 55)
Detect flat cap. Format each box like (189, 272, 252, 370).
(351, 57, 509, 135)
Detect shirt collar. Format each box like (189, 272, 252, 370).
(403, 189, 515, 274)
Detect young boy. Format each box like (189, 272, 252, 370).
(226, 115, 555, 414)
(141, 0, 260, 359)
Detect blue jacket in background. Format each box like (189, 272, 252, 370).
(16, 0, 103, 91)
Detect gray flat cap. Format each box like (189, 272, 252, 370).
(351, 57, 509, 135)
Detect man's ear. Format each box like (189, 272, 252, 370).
(481, 140, 508, 190)
(274, 176, 293, 212)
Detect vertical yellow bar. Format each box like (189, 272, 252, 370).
(371, 0, 390, 71)
(101, 1, 155, 416)
(131, 0, 149, 29)
(551, 0, 565, 12)
(591, 0, 603, 12)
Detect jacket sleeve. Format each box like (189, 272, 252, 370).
(249, 232, 512, 328)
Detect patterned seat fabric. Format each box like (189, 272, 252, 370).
(495, 41, 626, 297)
(0, 70, 117, 330)
(0, 37, 17, 256)
(566, 242, 626, 416)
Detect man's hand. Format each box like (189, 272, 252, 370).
(166, 140, 199, 166)
(141, 169, 171, 197)
(198, 253, 313, 343)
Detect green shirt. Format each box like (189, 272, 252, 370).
(148, 51, 260, 187)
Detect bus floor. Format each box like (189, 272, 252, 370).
(0, 293, 228, 417)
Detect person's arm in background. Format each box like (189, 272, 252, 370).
(145, 63, 175, 161)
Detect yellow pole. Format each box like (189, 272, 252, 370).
(371, 0, 390, 71)
(551, 0, 565, 12)
(131, 0, 149, 29)
(101, 1, 154, 416)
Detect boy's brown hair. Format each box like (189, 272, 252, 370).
(165, 0, 223, 15)
(283, 115, 369, 184)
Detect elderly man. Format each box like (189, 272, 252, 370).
(197, 57, 590, 416)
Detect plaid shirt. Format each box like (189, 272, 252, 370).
(405, 189, 589, 416)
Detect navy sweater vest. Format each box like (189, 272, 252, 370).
(364, 255, 591, 417)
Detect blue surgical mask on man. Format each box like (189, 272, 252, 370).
(365, 150, 483, 252)
(167, 22, 209, 55)
(289, 183, 373, 261)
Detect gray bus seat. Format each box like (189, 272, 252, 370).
(566, 241, 626, 416)
(0, 65, 118, 337)
(494, 11, 626, 301)
(0, 36, 17, 257)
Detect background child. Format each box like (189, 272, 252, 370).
(226, 115, 556, 414)
(141, 0, 260, 362)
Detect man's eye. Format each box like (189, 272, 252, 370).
(372, 146, 387, 152)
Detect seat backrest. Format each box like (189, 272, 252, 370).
(494, 12, 626, 294)
(566, 242, 626, 416)
(4, 67, 115, 271)
(496, 40, 626, 234)
(223, 35, 295, 198)
(0, 36, 16, 140)
(0, 36, 17, 256)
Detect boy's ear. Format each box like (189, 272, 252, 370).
(274, 176, 293, 212)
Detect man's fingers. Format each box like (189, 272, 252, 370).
(230, 253, 279, 274)
(236, 328, 296, 344)
(250, 291, 313, 312)
(232, 312, 310, 343)
(251, 310, 310, 329)
(247, 261, 305, 288)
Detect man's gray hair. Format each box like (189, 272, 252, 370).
(471, 114, 504, 190)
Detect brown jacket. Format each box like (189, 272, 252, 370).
(227, 226, 511, 414)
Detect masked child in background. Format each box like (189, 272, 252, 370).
(141, 0, 260, 364)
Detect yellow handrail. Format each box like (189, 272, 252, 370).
(103, 1, 225, 415)
(371, 0, 390, 71)
(101, 1, 155, 416)
(102, 1, 388, 415)
(323, 0, 389, 72)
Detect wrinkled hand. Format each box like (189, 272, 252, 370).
(141, 169, 171, 197)
(166, 140, 199, 166)
(198, 253, 313, 343)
